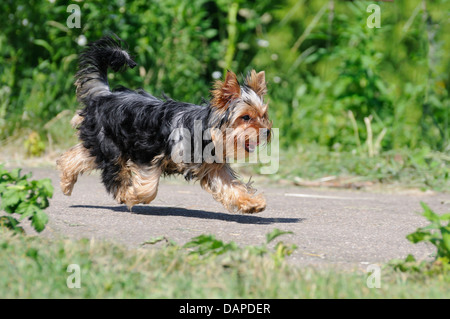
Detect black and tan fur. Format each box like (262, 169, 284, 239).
(57, 36, 272, 214)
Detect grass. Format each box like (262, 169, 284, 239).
(260, 145, 450, 192)
(1, 228, 449, 299)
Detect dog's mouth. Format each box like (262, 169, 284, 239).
(244, 140, 259, 153)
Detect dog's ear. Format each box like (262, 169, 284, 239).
(211, 70, 241, 109)
(245, 70, 267, 97)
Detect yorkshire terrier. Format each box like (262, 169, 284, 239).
(57, 36, 272, 214)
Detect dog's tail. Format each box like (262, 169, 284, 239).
(75, 35, 137, 104)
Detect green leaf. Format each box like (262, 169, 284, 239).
(420, 202, 441, 223)
(246, 245, 268, 257)
(16, 202, 40, 220)
(30, 209, 48, 233)
(204, 29, 218, 38)
(184, 234, 238, 256)
(438, 213, 450, 221)
(0, 216, 24, 234)
(406, 230, 431, 244)
(38, 178, 54, 198)
(33, 39, 54, 56)
(0, 215, 19, 228)
(266, 229, 293, 244)
(441, 228, 450, 253)
(0, 188, 26, 212)
(142, 236, 166, 245)
(8, 168, 22, 180)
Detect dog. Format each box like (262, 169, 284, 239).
(57, 35, 272, 214)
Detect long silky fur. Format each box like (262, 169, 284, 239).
(75, 36, 219, 196)
(62, 35, 271, 214)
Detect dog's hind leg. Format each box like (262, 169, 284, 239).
(56, 143, 97, 196)
(114, 161, 162, 210)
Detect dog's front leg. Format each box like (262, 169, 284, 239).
(200, 164, 266, 214)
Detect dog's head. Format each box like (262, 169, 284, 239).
(210, 70, 272, 159)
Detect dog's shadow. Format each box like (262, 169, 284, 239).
(70, 204, 304, 225)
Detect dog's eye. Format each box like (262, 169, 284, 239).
(242, 115, 251, 121)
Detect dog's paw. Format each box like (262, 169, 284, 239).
(236, 193, 266, 214)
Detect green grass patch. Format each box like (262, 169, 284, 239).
(1, 228, 449, 299)
(268, 146, 450, 191)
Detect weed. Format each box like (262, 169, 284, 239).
(390, 202, 450, 275)
(407, 203, 450, 262)
(183, 234, 239, 257)
(24, 131, 46, 157)
(182, 228, 297, 266)
(0, 165, 53, 233)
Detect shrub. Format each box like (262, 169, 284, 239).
(0, 165, 53, 233)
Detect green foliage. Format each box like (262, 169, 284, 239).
(390, 202, 450, 275)
(255, 0, 449, 151)
(2, 227, 449, 298)
(144, 229, 297, 266)
(265, 229, 297, 265)
(0, 165, 53, 233)
(0, 0, 449, 163)
(183, 234, 239, 256)
(24, 131, 46, 157)
(407, 202, 450, 262)
(182, 228, 297, 265)
(0, 0, 274, 141)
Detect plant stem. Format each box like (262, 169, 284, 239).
(348, 111, 362, 152)
(224, 2, 239, 73)
(291, 3, 328, 52)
